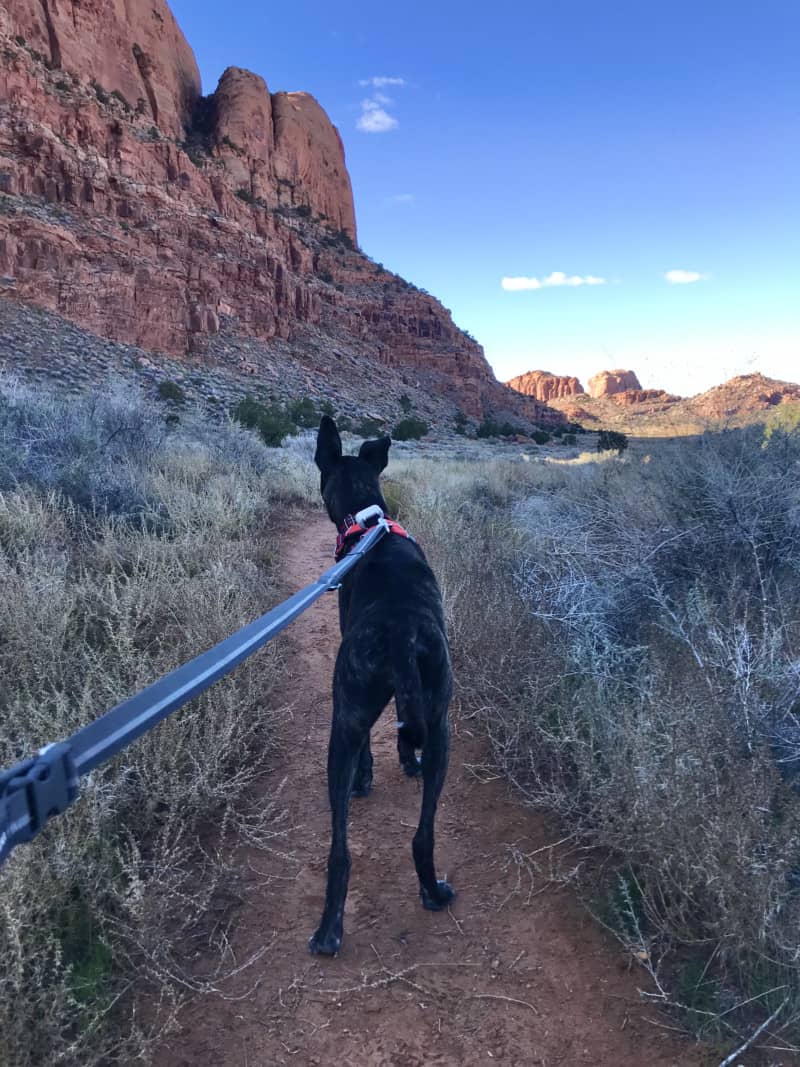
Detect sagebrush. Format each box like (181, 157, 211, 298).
(396, 428, 800, 1051)
(0, 379, 317, 1066)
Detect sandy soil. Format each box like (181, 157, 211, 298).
(161, 513, 709, 1066)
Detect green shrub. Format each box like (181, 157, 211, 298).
(399, 393, 413, 415)
(91, 80, 110, 105)
(597, 429, 628, 453)
(287, 396, 318, 428)
(392, 417, 429, 441)
(356, 417, 383, 438)
(453, 410, 469, 435)
(476, 417, 517, 438)
(563, 433, 577, 446)
(325, 228, 355, 251)
(763, 399, 800, 444)
(110, 88, 131, 111)
(235, 187, 256, 205)
(531, 430, 551, 445)
(232, 396, 298, 447)
(156, 380, 185, 404)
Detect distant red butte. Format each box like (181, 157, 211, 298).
(505, 370, 585, 403)
(587, 369, 642, 398)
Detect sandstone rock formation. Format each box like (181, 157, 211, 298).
(0, 0, 200, 139)
(506, 370, 585, 403)
(688, 374, 800, 422)
(212, 68, 356, 240)
(588, 369, 642, 398)
(0, 4, 553, 424)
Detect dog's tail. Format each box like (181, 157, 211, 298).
(392, 638, 427, 751)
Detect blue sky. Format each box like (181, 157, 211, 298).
(171, 0, 799, 395)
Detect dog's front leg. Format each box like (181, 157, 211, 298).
(309, 714, 361, 956)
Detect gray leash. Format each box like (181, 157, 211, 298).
(0, 519, 389, 868)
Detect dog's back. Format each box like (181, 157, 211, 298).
(338, 533, 452, 751)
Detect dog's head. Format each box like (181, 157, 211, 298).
(315, 415, 391, 526)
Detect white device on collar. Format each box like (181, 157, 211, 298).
(354, 504, 384, 527)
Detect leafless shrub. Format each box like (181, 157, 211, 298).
(0, 379, 304, 1065)
(398, 429, 800, 1048)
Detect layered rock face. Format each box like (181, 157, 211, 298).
(588, 369, 642, 398)
(0, 3, 546, 423)
(211, 68, 356, 240)
(0, 0, 200, 139)
(506, 370, 584, 403)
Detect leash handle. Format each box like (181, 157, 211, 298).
(0, 743, 78, 865)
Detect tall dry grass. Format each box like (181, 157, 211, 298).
(0, 379, 317, 1065)
(395, 431, 800, 1052)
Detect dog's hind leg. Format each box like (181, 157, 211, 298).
(413, 713, 456, 911)
(309, 699, 374, 956)
(352, 735, 373, 797)
(397, 723, 422, 778)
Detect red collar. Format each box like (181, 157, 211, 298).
(335, 512, 414, 562)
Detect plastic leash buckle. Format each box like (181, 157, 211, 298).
(0, 742, 78, 865)
(353, 504, 384, 528)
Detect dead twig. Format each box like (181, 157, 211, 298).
(468, 992, 539, 1015)
(717, 996, 789, 1067)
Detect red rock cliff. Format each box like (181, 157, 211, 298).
(0, 0, 200, 139)
(0, 2, 558, 424)
(506, 370, 585, 402)
(588, 369, 642, 398)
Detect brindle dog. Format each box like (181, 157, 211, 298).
(309, 415, 455, 956)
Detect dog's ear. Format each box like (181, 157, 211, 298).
(358, 436, 391, 474)
(315, 415, 342, 474)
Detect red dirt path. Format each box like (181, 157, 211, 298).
(162, 513, 708, 1066)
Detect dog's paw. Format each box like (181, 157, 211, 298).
(400, 754, 423, 779)
(420, 879, 456, 911)
(308, 928, 342, 956)
(351, 777, 373, 798)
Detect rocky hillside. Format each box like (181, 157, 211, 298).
(0, 1, 558, 427)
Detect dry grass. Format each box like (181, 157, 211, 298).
(0, 378, 318, 1065)
(394, 428, 800, 1053)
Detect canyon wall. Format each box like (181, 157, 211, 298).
(0, 5, 555, 423)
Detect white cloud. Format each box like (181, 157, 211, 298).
(388, 193, 415, 204)
(359, 76, 406, 88)
(664, 269, 709, 284)
(357, 104, 398, 133)
(356, 77, 406, 133)
(502, 272, 607, 291)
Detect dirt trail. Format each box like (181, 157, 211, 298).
(163, 514, 706, 1066)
